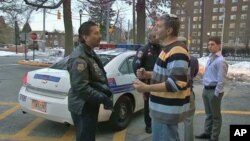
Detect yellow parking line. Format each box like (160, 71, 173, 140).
(14, 117, 44, 138)
(112, 129, 127, 141)
(0, 105, 20, 120)
(0, 101, 19, 106)
(0, 135, 58, 141)
(60, 126, 75, 141)
(196, 110, 250, 115)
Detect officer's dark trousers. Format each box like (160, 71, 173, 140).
(71, 103, 100, 141)
(144, 92, 151, 128)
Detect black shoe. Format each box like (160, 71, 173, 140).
(145, 126, 152, 134)
(195, 133, 210, 139)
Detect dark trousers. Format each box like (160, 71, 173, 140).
(71, 102, 100, 141)
(202, 88, 223, 140)
(144, 92, 151, 128)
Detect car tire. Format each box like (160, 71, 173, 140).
(110, 95, 133, 130)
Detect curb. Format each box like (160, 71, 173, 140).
(17, 60, 51, 67)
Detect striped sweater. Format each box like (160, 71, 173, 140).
(150, 41, 192, 124)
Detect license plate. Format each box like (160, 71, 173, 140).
(19, 94, 27, 102)
(31, 100, 47, 113)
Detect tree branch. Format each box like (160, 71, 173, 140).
(24, 0, 64, 9)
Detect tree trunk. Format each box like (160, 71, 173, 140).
(136, 0, 146, 44)
(63, 0, 73, 56)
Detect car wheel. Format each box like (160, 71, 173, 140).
(110, 95, 133, 130)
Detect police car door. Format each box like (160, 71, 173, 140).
(116, 56, 144, 111)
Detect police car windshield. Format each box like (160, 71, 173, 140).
(50, 54, 115, 70)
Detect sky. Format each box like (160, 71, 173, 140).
(29, 1, 132, 34)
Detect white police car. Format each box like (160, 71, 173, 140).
(18, 48, 144, 130)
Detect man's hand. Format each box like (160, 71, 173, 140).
(103, 97, 113, 110)
(136, 68, 150, 79)
(133, 79, 150, 93)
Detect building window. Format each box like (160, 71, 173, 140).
(181, 25, 185, 29)
(181, 10, 185, 14)
(230, 15, 236, 20)
(239, 31, 245, 36)
(192, 32, 198, 36)
(198, 24, 201, 29)
(199, 16, 202, 21)
(211, 32, 216, 36)
(219, 7, 225, 12)
(240, 23, 246, 28)
(232, 0, 238, 3)
(193, 17, 199, 21)
(241, 14, 247, 20)
(194, 9, 199, 14)
(230, 23, 235, 28)
(242, 5, 248, 11)
(218, 32, 222, 36)
(243, 0, 249, 2)
(212, 16, 218, 21)
(194, 1, 199, 6)
(231, 6, 237, 11)
(219, 15, 224, 21)
(176, 10, 181, 15)
(213, 0, 219, 4)
(198, 32, 201, 36)
(218, 24, 223, 28)
(193, 24, 197, 29)
(180, 17, 185, 22)
(229, 32, 235, 37)
(213, 8, 219, 12)
(212, 24, 217, 29)
(197, 39, 200, 44)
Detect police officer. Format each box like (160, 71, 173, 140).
(178, 36, 199, 141)
(133, 31, 161, 133)
(67, 21, 113, 141)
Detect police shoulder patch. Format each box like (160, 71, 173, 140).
(74, 58, 87, 72)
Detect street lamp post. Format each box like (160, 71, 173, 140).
(79, 9, 83, 26)
(15, 16, 17, 54)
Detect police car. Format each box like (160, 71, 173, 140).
(18, 48, 144, 130)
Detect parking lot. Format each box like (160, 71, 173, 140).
(0, 56, 249, 141)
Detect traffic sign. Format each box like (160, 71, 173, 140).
(30, 32, 37, 41)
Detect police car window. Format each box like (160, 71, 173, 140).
(50, 56, 69, 70)
(127, 56, 135, 74)
(97, 54, 116, 66)
(119, 59, 129, 74)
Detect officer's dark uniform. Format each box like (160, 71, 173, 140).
(67, 43, 112, 141)
(132, 43, 161, 131)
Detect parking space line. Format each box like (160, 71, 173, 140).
(196, 110, 250, 115)
(14, 117, 44, 138)
(0, 105, 20, 120)
(0, 101, 19, 106)
(60, 126, 75, 141)
(0, 135, 58, 141)
(112, 129, 127, 141)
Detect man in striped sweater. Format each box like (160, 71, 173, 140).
(133, 14, 192, 141)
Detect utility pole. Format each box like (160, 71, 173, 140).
(127, 19, 130, 43)
(132, 0, 136, 44)
(221, 0, 226, 51)
(42, 8, 46, 52)
(106, 3, 110, 43)
(200, 0, 205, 57)
(187, 15, 191, 51)
(15, 16, 17, 54)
